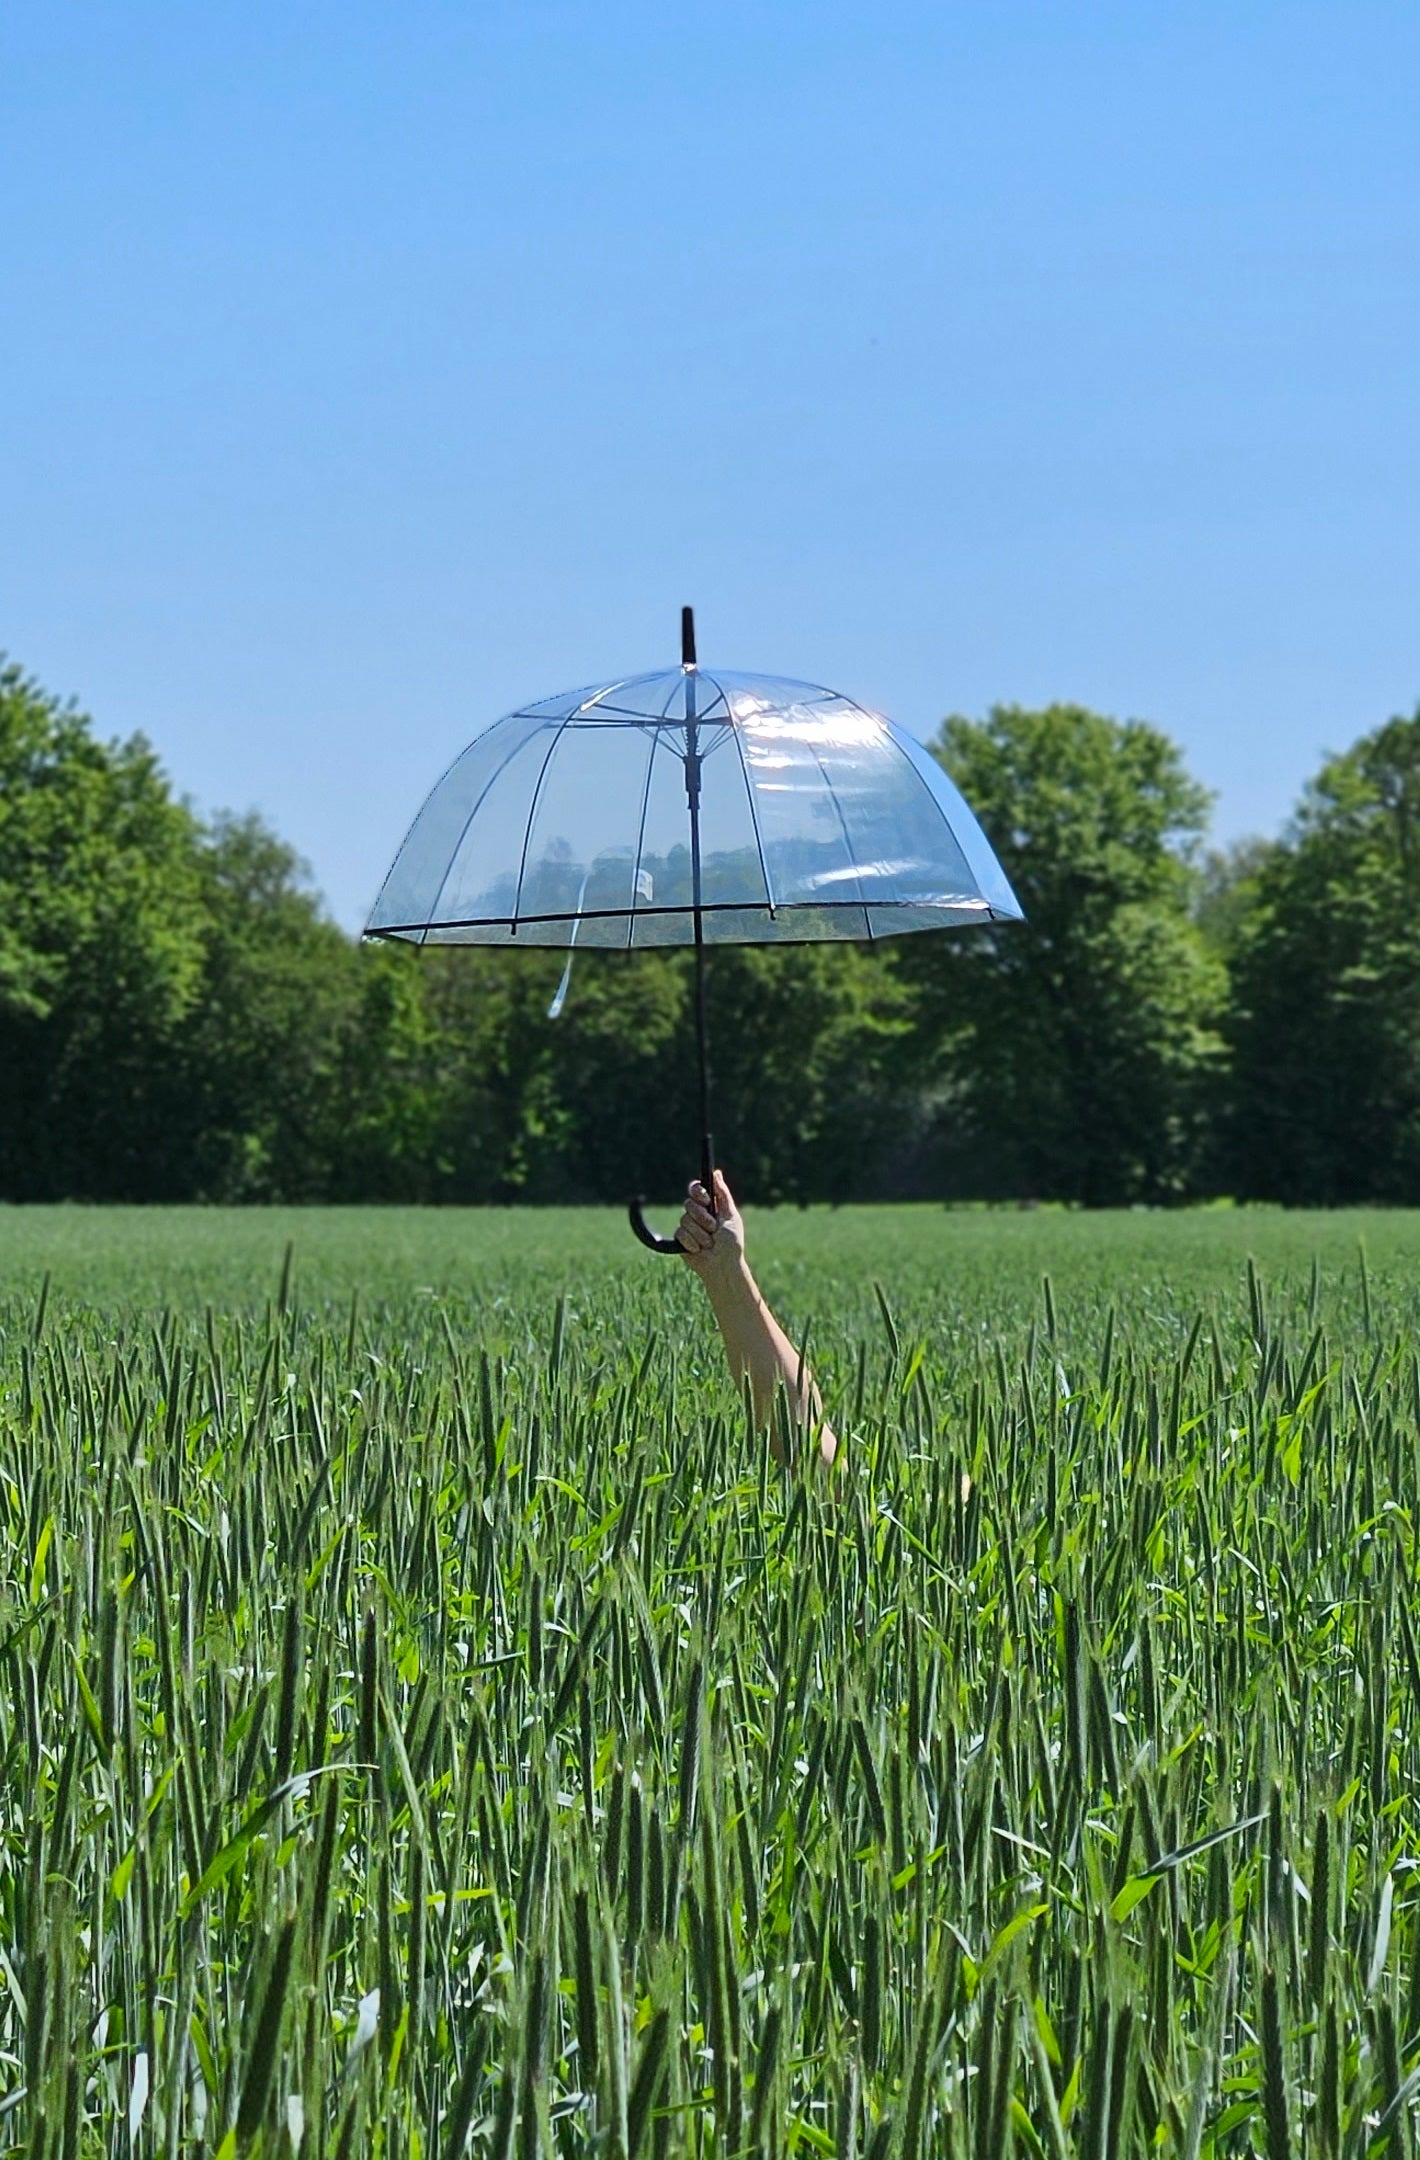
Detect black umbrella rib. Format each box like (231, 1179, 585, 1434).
(510, 707, 586, 929)
(657, 677, 685, 719)
(803, 736, 872, 934)
(629, 660, 693, 945)
(870, 711, 986, 902)
(705, 671, 777, 918)
(369, 731, 486, 934)
(873, 708, 968, 828)
(626, 721, 660, 952)
(418, 720, 547, 944)
(510, 673, 659, 721)
(378, 895, 986, 924)
(370, 896, 991, 944)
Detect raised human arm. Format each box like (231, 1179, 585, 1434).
(675, 1171, 837, 1468)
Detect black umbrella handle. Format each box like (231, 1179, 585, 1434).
(627, 1132, 717, 1257)
(628, 1200, 682, 1255)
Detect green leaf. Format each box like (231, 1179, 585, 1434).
(182, 1764, 351, 1914)
(1143, 1811, 1266, 1878)
(29, 1516, 54, 1605)
(1032, 1996, 1062, 2070)
(983, 1902, 1048, 1972)
(72, 1652, 108, 1760)
(1110, 1875, 1160, 1923)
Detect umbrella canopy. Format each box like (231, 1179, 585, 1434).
(366, 612, 1022, 1249)
(367, 663, 1021, 949)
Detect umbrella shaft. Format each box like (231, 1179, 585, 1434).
(693, 912, 714, 1199)
(684, 687, 715, 1203)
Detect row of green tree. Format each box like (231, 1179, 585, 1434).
(2, 653, 1417, 1206)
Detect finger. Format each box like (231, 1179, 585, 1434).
(686, 1200, 716, 1233)
(713, 1169, 734, 1209)
(677, 1224, 712, 1253)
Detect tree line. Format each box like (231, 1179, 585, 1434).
(2, 652, 1417, 1207)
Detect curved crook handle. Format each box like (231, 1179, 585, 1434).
(628, 1199, 683, 1255)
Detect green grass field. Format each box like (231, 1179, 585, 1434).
(2, 1204, 1419, 2155)
(5, 1198, 1420, 1331)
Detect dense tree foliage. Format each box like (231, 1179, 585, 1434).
(325, 942, 913, 1207)
(4, 651, 1419, 1204)
(909, 705, 1226, 1202)
(0, 661, 208, 1199)
(1223, 708, 1420, 1202)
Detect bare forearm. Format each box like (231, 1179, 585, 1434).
(702, 1260, 836, 1464)
(676, 1170, 837, 1468)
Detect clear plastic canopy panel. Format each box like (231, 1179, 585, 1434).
(367, 669, 1023, 949)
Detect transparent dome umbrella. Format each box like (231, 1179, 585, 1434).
(365, 609, 1024, 1251)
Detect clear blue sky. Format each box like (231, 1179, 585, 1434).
(5, 2, 1419, 927)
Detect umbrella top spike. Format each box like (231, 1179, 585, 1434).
(681, 605, 697, 670)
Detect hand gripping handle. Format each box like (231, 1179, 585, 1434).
(628, 1153, 716, 1256)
